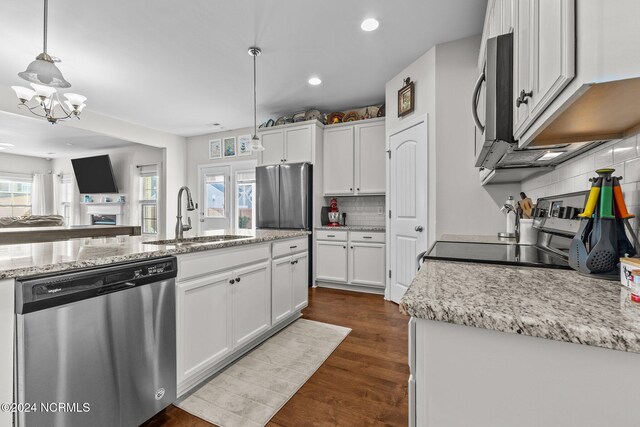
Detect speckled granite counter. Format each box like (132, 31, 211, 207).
(400, 259, 640, 354)
(315, 226, 385, 232)
(0, 229, 308, 279)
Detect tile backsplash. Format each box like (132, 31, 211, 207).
(325, 196, 386, 227)
(521, 133, 640, 232)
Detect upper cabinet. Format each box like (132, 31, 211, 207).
(323, 118, 385, 196)
(258, 121, 323, 166)
(512, 0, 575, 140)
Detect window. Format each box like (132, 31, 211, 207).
(138, 165, 159, 235)
(58, 176, 74, 225)
(204, 174, 226, 218)
(0, 175, 32, 217)
(235, 170, 256, 230)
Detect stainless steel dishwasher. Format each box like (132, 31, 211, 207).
(15, 257, 177, 427)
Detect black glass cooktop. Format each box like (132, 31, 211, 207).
(425, 241, 571, 269)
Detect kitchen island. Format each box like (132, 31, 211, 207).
(401, 259, 640, 427)
(0, 229, 310, 425)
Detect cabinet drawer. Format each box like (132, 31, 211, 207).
(272, 237, 308, 259)
(316, 230, 348, 241)
(178, 244, 270, 282)
(350, 231, 385, 243)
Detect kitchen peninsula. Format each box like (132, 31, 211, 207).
(401, 258, 640, 427)
(0, 229, 309, 426)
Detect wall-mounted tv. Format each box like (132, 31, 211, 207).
(71, 155, 119, 194)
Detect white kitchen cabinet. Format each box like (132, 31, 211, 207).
(316, 230, 386, 293)
(257, 121, 322, 166)
(323, 118, 386, 196)
(177, 271, 232, 384)
(355, 121, 386, 194)
(349, 242, 386, 288)
(231, 261, 271, 347)
(292, 252, 309, 311)
(176, 239, 308, 396)
(316, 240, 349, 283)
(272, 248, 309, 325)
(512, 0, 575, 139)
(323, 126, 355, 195)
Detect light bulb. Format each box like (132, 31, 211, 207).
(361, 18, 379, 32)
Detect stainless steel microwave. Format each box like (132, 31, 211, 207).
(472, 33, 515, 169)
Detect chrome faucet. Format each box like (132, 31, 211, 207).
(176, 186, 196, 240)
(503, 203, 521, 243)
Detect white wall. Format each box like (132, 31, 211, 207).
(0, 153, 51, 176)
(522, 132, 640, 235)
(386, 35, 520, 240)
(51, 144, 163, 226)
(433, 35, 521, 237)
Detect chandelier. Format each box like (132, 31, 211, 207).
(248, 47, 265, 151)
(10, 0, 86, 124)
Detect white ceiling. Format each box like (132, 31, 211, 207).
(0, 111, 138, 159)
(0, 0, 487, 137)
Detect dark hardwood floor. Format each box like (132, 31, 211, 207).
(143, 287, 409, 427)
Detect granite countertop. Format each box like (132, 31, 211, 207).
(315, 226, 385, 232)
(400, 259, 640, 354)
(0, 229, 309, 279)
(439, 234, 515, 244)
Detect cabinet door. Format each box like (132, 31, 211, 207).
(491, 0, 503, 37)
(271, 256, 293, 325)
(292, 252, 309, 311)
(356, 122, 386, 194)
(349, 243, 386, 288)
(232, 261, 271, 348)
(177, 272, 232, 383)
(528, 0, 575, 118)
(316, 241, 348, 283)
(285, 126, 313, 163)
(513, 0, 575, 139)
(259, 130, 285, 165)
(323, 127, 355, 195)
(502, 0, 513, 33)
(513, 0, 531, 136)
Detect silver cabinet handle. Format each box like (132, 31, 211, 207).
(516, 90, 533, 108)
(289, 245, 298, 249)
(471, 70, 485, 133)
(415, 226, 424, 232)
(327, 234, 335, 237)
(363, 236, 372, 239)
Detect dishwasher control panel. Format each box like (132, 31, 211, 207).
(16, 257, 177, 314)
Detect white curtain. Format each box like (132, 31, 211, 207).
(31, 173, 53, 215)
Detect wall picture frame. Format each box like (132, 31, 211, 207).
(237, 134, 252, 156)
(223, 137, 236, 157)
(209, 139, 222, 159)
(398, 77, 415, 117)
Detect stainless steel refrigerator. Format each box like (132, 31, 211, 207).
(256, 162, 312, 230)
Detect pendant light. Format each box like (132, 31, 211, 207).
(11, 0, 86, 124)
(248, 47, 265, 151)
(19, 0, 70, 88)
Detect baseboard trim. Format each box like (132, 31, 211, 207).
(315, 281, 385, 295)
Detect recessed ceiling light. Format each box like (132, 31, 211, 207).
(361, 18, 379, 32)
(0, 143, 15, 147)
(308, 77, 322, 86)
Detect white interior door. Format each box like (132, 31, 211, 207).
(198, 165, 230, 231)
(388, 120, 428, 304)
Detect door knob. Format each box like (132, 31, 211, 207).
(415, 225, 424, 232)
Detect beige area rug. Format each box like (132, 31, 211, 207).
(176, 318, 351, 427)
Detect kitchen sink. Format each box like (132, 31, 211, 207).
(143, 235, 251, 246)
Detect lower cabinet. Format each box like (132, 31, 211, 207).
(176, 239, 308, 395)
(316, 241, 348, 282)
(272, 251, 309, 325)
(316, 230, 386, 292)
(349, 242, 386, 287)
(231, 261, 271, 348)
